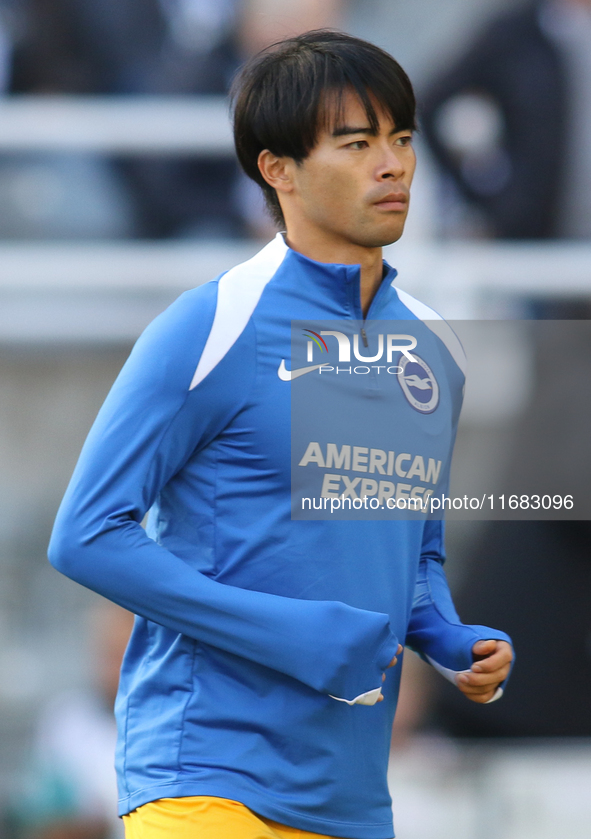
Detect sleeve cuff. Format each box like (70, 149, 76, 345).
(329, 686, 383, 706)
(426, 655, 506, 702)
(485, 686, 504, 703)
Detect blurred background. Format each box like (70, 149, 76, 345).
(1, 0, 591, 836)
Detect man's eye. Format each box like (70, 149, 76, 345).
(395, 135, 413, 146)
(347, 140, 368, 150)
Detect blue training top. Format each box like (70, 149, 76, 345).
(49, 234, 512, 839)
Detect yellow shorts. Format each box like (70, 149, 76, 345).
(123, 795, 344, 839)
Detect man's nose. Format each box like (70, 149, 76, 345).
(376, 144, 405, 179)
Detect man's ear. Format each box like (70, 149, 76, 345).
(257, 150, 294, 196)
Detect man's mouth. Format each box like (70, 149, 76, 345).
(374, 192, 408, 211)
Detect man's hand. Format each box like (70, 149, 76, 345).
(456, 639, 513, 704)
(377, 644, 404, 701)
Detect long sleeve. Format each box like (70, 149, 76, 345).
(406, 521, 513, 700)
(48, 284, 398, 702)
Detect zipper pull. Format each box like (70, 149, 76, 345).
(360, 328, 369, 348)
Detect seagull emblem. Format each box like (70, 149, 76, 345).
(403, 374, 433, 391)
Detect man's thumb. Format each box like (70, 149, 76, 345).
(473, 639, 496, 655)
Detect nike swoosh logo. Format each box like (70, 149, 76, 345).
(277, 359, 329, 381)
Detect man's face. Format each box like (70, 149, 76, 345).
(285, 90, 416, 249)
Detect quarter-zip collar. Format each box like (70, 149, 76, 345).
(276, 232, 399, 320)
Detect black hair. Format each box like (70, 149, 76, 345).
(231, 30, 416, 227)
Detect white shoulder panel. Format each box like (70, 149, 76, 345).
(189, 233, 288, 390)
(394, 287, 467, 375)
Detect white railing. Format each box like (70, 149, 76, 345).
(0, 95, 233, 153)
(0, 240, 257, 342)
(1, 239, 590, 342)
(0, 96, 589, 340)
(387, 239, 591, 319)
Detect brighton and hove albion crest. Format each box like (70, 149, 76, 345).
(397, 354, 439, 413)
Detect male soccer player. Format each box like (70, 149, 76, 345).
(49, 30, 513, 839)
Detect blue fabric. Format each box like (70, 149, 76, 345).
(407, 554, 514, 688)
(49, 239, 511, 839)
